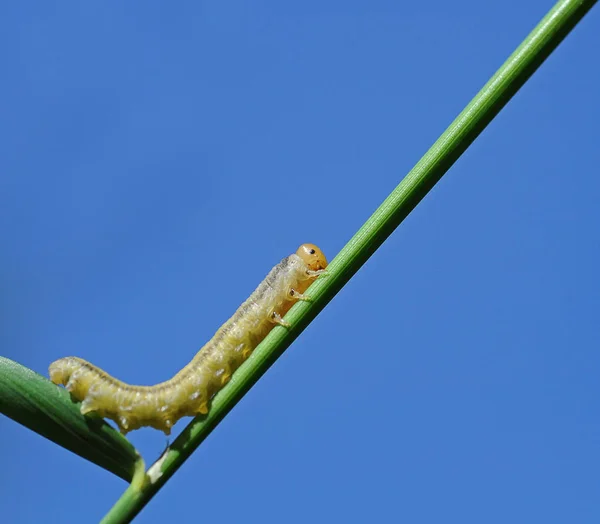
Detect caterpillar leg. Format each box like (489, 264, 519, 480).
(306, 268, 329, 278)
(289, 288, 312, 302)
(196, 401, 209, 415)
(270, 311, 291, 328)
(80, 398, 99, 416)
(117, 416, 131, 435)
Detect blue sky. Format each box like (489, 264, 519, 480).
(1, 1, 599, 523)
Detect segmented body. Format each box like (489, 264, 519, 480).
(49, 244, 327, 435)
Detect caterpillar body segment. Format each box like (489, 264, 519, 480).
(49, 244, 328, 435)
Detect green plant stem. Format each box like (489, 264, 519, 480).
(100, 457, 148, 524)
(102, 0, 596, 521)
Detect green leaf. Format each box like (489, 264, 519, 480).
(0, 357, 140, 482)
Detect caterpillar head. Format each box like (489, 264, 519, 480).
(296, 243, 328, 271)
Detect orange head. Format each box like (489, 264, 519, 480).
(296, 243, 328, 271)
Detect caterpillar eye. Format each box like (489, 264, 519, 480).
(309, 249, 316, 255)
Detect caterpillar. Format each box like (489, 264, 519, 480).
(49, 243, 328, 435)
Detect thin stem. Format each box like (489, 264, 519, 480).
(102, 0, 597, 521)
(100, 457, 147, 524)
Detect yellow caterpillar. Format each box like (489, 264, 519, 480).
(49, 244, 328, 435)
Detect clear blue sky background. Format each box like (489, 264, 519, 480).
(1, 1, 599, 523)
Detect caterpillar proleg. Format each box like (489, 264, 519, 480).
(49, 244, 328, 435)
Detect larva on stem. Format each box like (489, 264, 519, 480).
(49, 244, 328, 435)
